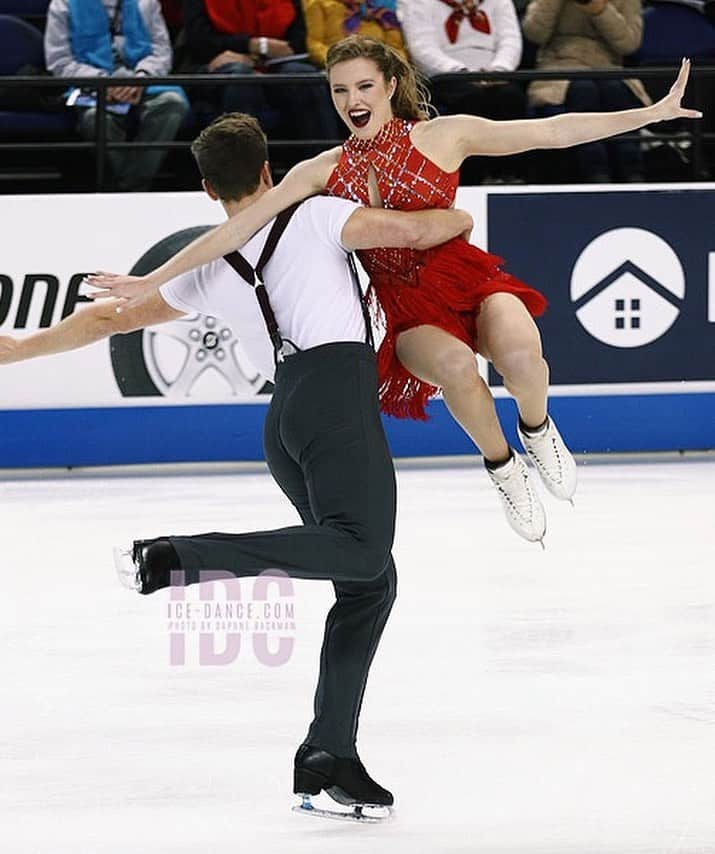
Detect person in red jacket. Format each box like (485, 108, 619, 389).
(184, 0, 339, 138)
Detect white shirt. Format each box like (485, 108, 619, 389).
(397, 0, 522, 76)
(160, 196, 365, 382)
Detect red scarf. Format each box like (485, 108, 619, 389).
(205, 0, 296, 39)
(438, 0, 490, 44)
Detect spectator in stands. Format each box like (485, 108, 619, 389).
(45, 0, 188, 192)
(397, 0, 527, 182)
(522, 0, 649, 182)
(183, 0, 337, 138)
(303, 0, 407, 68)
(160, 0, 184, 38)
(161, 0, 184, 31)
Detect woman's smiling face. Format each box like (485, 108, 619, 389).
(329, 57, 396, 138)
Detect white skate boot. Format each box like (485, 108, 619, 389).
(486, 452, 546, 544)
(517, 416, 577, 502)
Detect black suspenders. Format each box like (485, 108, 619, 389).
(348, 252, 375, 350)
(223, 201, 373, 363)
(224, 203, 301, 364)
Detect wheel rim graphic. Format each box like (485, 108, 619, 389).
(141, 313, 263, 397)
(109, 225, 271, 398)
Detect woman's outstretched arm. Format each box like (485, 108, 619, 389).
(425, 58, 701, 161)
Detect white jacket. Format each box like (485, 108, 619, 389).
(45, 0, 173, 78)
(398, 0, 522, 76)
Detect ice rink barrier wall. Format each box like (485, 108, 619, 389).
(0, 185, 713, 468)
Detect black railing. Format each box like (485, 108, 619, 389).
(0, 65, 713, 191)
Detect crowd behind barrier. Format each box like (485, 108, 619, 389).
(1, 0, 715, 192)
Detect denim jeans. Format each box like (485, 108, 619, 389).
(77, 89, 188, 191)
(214, 59, 339, 140)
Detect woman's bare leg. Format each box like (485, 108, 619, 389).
(476, 293, 548, 429)
(395, 324, 509, 461)
(477, 293, 577, 501)
(395, 320, 546, 542)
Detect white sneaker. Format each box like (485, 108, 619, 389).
(518, 416, 577, 501)
(486, 452, 546, 544)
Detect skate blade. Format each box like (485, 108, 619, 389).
(292, 798, 393, 824)
(113, 546, 139, 591)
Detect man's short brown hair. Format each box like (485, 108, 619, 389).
(190, 113, 268, 201)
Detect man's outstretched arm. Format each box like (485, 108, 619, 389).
(342, 206, 473, 252)
(0, 291, 182, 364)
(84, 148, 340, 304)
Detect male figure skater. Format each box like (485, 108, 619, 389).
(0, 113, 471, 819)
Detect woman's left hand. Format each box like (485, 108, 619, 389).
(655, 58, 703, 122)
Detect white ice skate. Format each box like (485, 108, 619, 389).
(486, 452, 546, 545)
(518, 416, 577, 502)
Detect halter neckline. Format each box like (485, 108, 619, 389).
(344, 117, 412, 153)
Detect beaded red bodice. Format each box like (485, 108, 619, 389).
(325, 118, 460, 282)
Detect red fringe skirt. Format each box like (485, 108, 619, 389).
(369, 237, 548, 421)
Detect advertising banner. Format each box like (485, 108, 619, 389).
(484, 186, 714, 455)
(0, 187, 712, 467)
(487, 188, 715, 388)
(0, 192, 267, 409)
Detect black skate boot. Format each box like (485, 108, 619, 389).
(113, 538, 180, 595)
(292, 744, 393, 822)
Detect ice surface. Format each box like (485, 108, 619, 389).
(2, 457, 713, 854)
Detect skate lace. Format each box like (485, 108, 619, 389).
(525, 429, 564, 484)
(491, 465, 538, 523)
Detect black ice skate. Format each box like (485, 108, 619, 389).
(113, 538, 179, 595)
(292, 745, 394, 823)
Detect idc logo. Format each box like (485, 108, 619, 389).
(570, 228, 686, 348)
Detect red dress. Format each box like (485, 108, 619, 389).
(325, 117, 547, 420)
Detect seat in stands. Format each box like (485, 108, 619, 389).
(632, 2, 715, 63)
(0, 14, 74, 139)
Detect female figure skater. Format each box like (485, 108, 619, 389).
(88, 44, 701, 543)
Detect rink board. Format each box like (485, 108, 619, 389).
(1, 393, 713, 467)
(0, 186, 713, 467)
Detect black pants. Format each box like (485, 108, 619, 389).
(169, 342, 397, 757)
(211, 60, 340, 141)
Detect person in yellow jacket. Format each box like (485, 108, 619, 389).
(303, 0, 407, 67)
